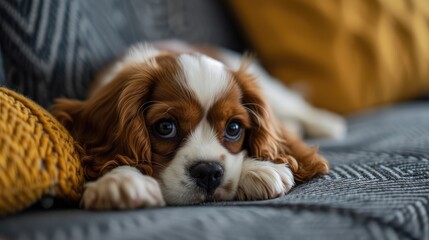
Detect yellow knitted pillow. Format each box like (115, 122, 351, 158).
(229, 0, 429, 114)
(0, 87, 84, 216)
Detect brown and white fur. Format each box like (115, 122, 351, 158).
(52, 42, 344, 210)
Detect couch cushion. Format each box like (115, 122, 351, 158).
(0, 0, 243, 108)
(0, 87, 84, 216)
(1, 102, 428, 240)
(229, 0, 429, 114)
(0, 48, 4, 86)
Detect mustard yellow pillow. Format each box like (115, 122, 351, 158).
(0, 87, 84, 216)
(229, 0, 429, 113)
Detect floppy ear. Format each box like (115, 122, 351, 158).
(233, 69, 329, 182)
(51, 65, 154, 180)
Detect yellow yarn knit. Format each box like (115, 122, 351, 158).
(0, 87, 84, 216)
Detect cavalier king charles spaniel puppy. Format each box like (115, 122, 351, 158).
(52, 41, 345, 210)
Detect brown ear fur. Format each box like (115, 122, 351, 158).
(51, 65, 154, 180)
(233, 68, 329, 182)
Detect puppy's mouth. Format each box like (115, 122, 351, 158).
(159, 177, 236, 205)
(192, 186, 228, 203)
(159, 159, 240, 205)
(190, 178, 236, 203)
(196, 190, 217, 202)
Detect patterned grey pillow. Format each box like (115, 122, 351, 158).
(0, 49, 4, 86)
(0, 0, 243, 107)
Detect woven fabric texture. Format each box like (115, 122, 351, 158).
(0, 87, 84, 216)
(0, 48, 4, 86)
(0, 0, 243, 108)
(0, 102, 428, 240)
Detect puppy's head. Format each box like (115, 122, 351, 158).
(52, 44, 328, 204)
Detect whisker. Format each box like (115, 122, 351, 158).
(242, 103, 269, 117)
(244, 106, 262, 130)
(150, 162, 168, 168)
(162, 107, 174, 116)
(140, 101, 173, 114)
(209, 129, 218, 143)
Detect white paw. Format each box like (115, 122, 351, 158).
(236, 159, 295, 201)
(81, 166, 165, 210)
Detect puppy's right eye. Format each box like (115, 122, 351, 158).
(154, 120, 177, 139)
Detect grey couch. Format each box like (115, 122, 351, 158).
(1, 1, 428, 239)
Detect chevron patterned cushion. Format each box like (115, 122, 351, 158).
(0, 0, 242, 108)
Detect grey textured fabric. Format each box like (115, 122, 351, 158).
(0, 48, 4, 86)
(1, 102, 428, 240)
(0, 0, 243, 107)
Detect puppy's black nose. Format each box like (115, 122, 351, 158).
(190, 162, 224, 195)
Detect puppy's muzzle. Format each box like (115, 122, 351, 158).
(189, 161, 224, 195)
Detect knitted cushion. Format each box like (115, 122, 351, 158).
(0, 87, 84, 216)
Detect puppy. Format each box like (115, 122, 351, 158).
(52, 42, 341, 210)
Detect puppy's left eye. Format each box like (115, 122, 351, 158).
(224, 121, 242, 141)
(154, 120, 177, 139)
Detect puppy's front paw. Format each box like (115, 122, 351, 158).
(236, 159, 295, 201)
(81, 166, 165, 210)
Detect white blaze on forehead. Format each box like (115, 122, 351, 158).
(186, 120, 221, 160)
(178, 54, 231, 112)
(189, 120, 216, 143)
